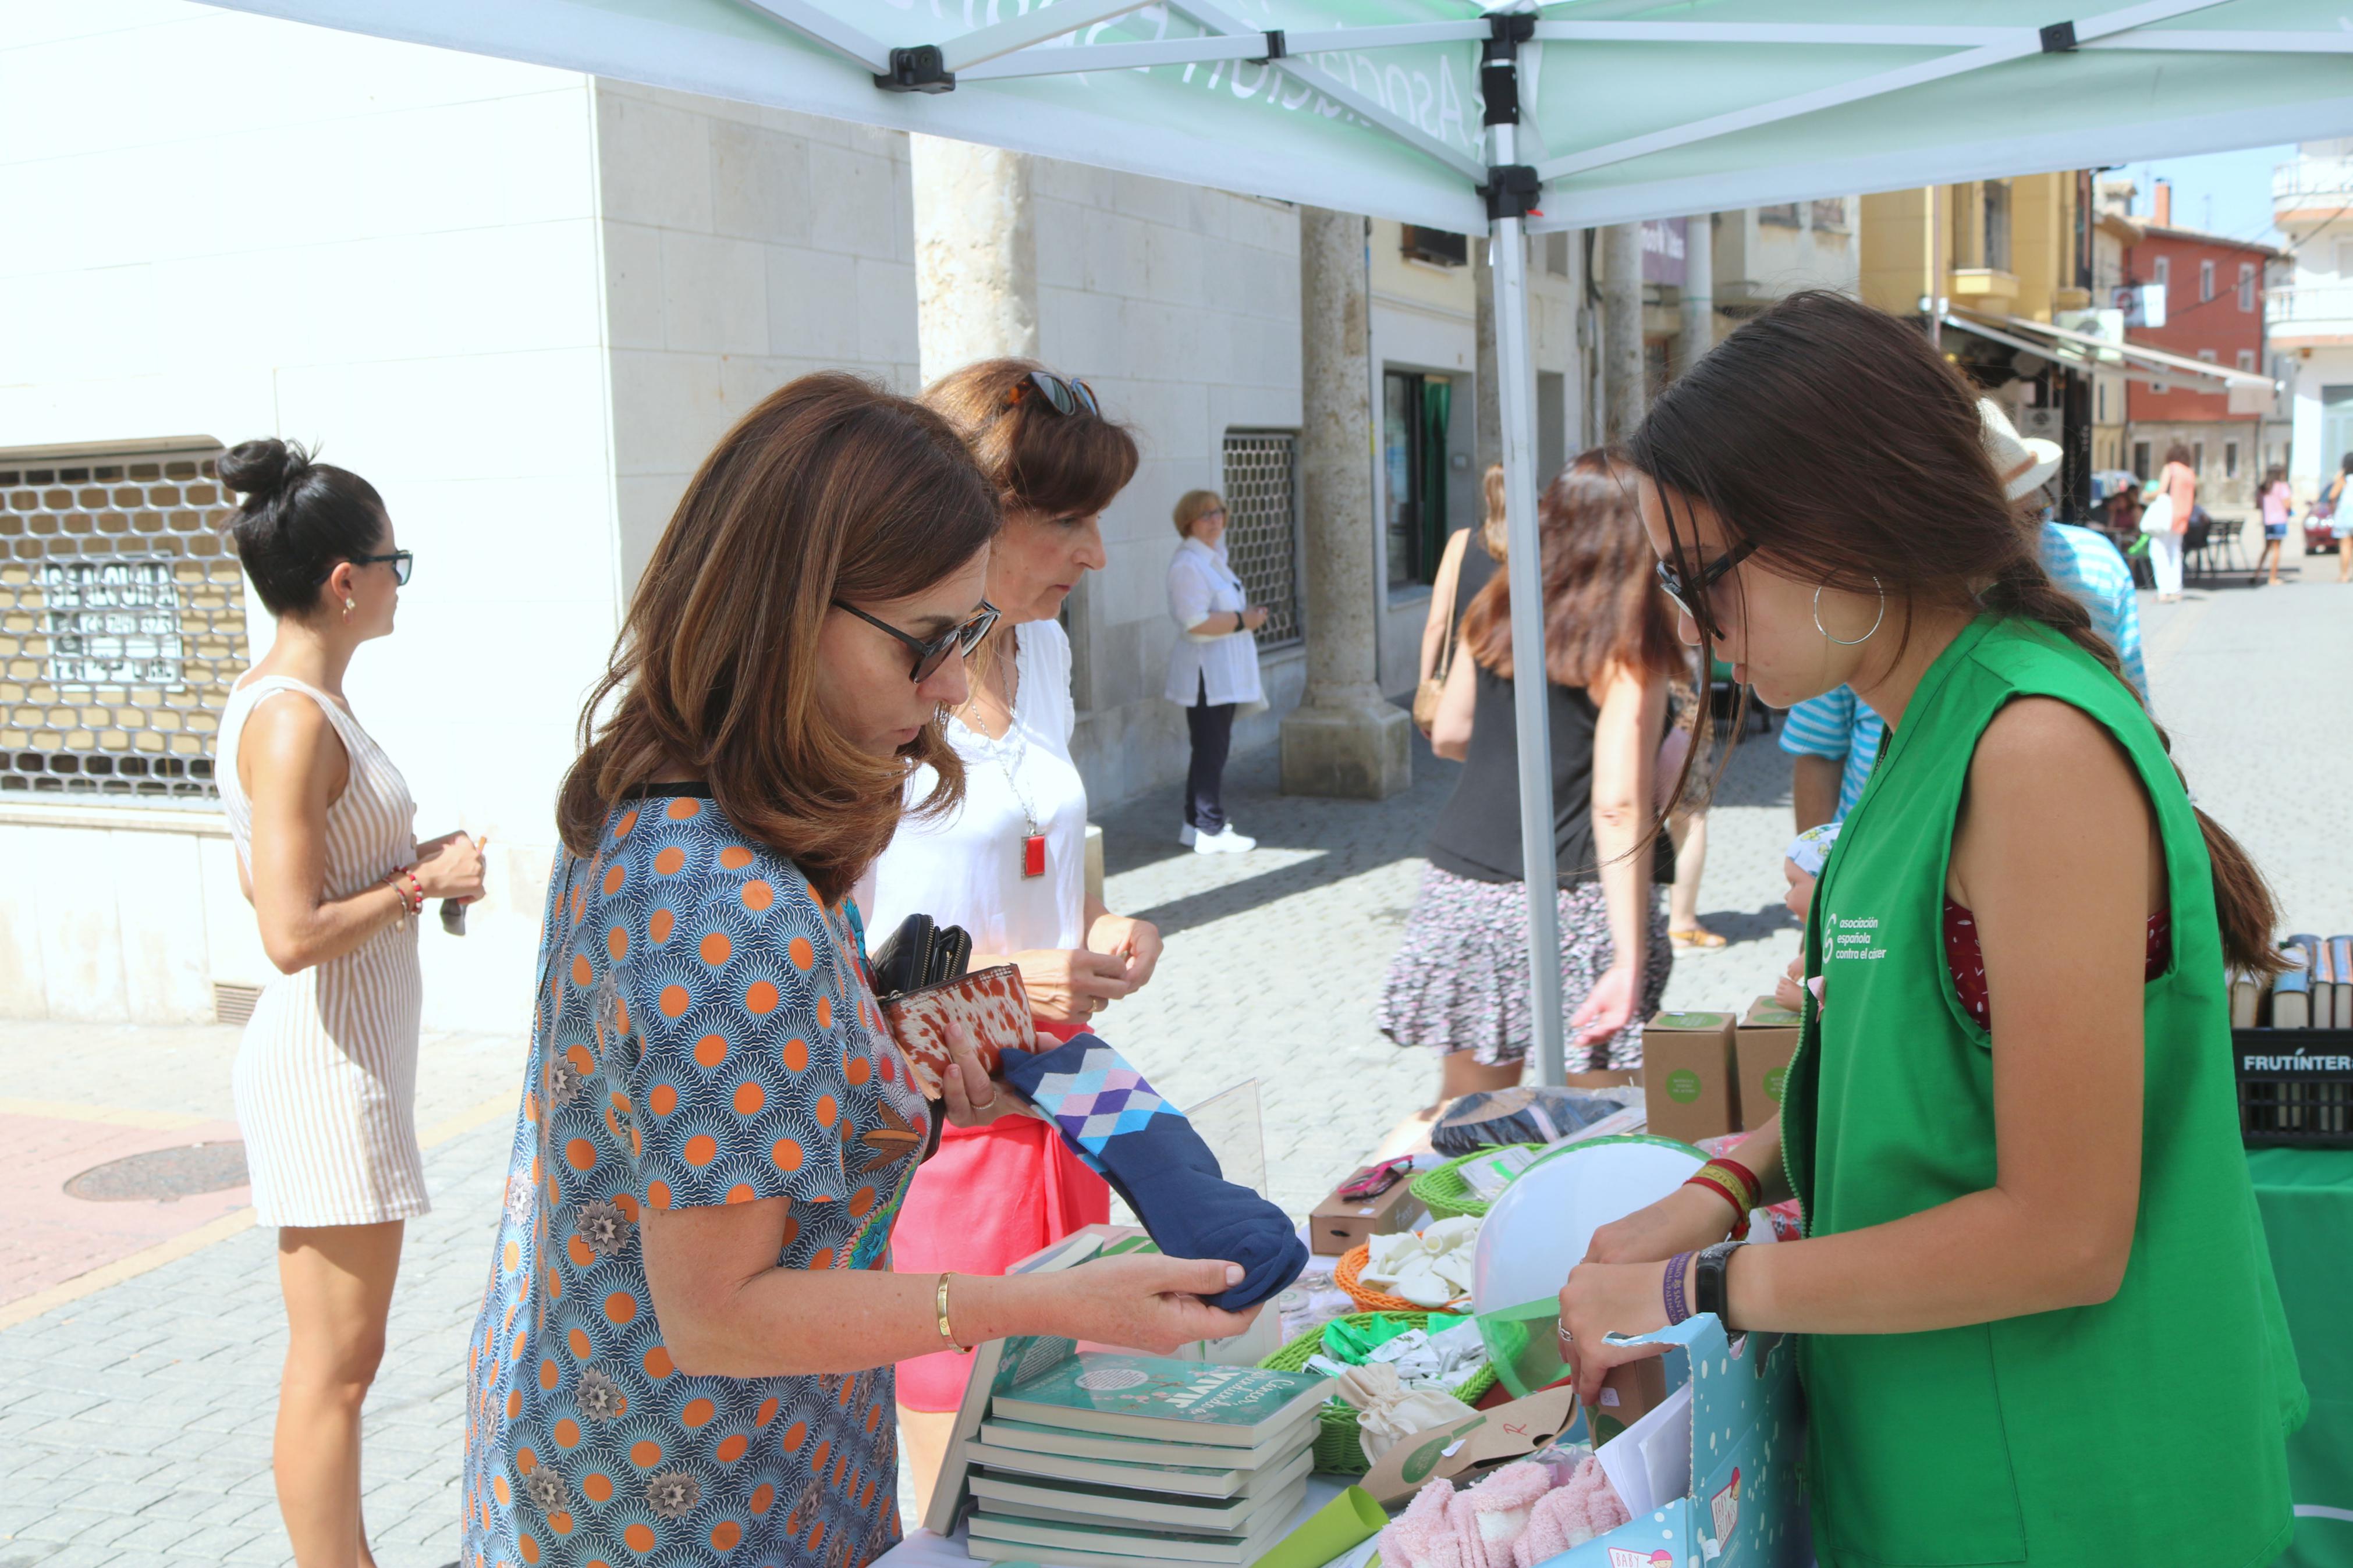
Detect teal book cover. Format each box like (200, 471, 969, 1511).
(993, 1353, 1329, 1445)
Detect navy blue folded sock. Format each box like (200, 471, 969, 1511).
(1000, 1032, 1306, 1313)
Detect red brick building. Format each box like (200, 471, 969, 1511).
(2121, 187, 2281, 511)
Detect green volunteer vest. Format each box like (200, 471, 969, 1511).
(1782, 615, 2305, 1568)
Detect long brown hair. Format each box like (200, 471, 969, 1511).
(556, 374, 1000, 902)
(1627, 290, 2279, 974)
(1459, 451, 1680, 688)
(922, 359, 1139, 517)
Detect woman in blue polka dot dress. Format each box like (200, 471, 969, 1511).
(461, 375, 1261, 1568)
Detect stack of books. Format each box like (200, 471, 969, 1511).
(2237, 934, 2353, 1028)
(957, 1352, 1329, 1568)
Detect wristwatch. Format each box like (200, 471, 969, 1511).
(1693, 1239, 1746, 1324)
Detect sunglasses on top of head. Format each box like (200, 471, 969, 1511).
(832, 599, 1000, 682)
(1006, 369, 1101, 419)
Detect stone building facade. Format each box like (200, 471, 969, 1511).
(0, 1, 1595, 1030)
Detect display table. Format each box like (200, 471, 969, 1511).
(873, 1478, 1355, 1568)
(2249, 1147, 2353, 1568)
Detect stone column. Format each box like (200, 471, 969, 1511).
(911, 134, 1038, 385)
(1280, 207, 1411, 801)
(1676, 214, 1715, 377)
(1601, 222, 1646, 442)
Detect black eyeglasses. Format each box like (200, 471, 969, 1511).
(1655, 538, 1755, 641)
(356, 550, 414, 586)
(1008, 370, 1100, 419)
(832, 599, 1000, 682)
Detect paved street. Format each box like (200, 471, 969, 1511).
(2, 560, 2346, 1566)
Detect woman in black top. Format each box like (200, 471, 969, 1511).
(1377, 452, 1681, 1098)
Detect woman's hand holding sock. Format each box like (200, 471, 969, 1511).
(998, 1032, 1307, 1311)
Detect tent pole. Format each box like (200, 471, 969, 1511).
(1486, 122, 1567, 1087)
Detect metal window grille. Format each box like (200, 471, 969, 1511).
(1808, 197, 1848, 232)
(0, 445, 249, 802)
(1220, 433, 1302, 649)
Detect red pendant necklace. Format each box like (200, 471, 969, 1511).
(964, 629, 1046, 880)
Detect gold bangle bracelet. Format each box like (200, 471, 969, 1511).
(936, 1272, 966, 1352)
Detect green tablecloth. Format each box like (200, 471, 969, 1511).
(2251, 1147, 2353, 1568)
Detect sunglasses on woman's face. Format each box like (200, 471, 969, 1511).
(832, 599, 1000, 682)
(1655, 537, 1756, 641)
(355, 550, 414, 586)
(1008, 369, 1100, 419)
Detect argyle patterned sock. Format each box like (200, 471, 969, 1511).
(1000, 1032, 1305, 1312)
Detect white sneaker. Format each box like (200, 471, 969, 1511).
(1192, 825, 1257, 854)
(1179, 823, 1197, 847)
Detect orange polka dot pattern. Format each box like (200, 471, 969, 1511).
(463, 790, 927, 1568)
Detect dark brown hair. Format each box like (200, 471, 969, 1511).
(556, 374, 1000, 902)
(1460, 451, 1680, 689)
(1627, 290, 2279, 975)
(922, 359, 1138, 518)
(219, 439, 388, 617)
(2166, 442, 2195, 469)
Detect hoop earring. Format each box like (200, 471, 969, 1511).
(1813, 578, 1884, 646)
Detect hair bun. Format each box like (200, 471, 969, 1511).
(219, 438, 311, 502)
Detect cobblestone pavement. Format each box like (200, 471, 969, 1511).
(2, 568, 2344, 1566)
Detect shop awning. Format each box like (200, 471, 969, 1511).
(1939, 312, 2098, 374)
(1955, 310, 2273, 393)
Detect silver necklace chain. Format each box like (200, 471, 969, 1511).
(957, 628, 1041, 835)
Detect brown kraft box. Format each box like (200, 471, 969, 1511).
(1309, 1169, 1425, 1256)
(1736, 997, 1802, 1132)
(1641, 1010, 1740, 1144)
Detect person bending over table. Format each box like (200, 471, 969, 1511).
(861, 358, 1165, 1513)
(462, 374, 1252, 1568)
(1557, 291, 2302, 1568)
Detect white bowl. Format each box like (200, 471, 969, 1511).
(1471, 1135, 1710, 1314)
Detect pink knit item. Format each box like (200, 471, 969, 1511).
(1455, 1462, 1556, 1568)
(1380, 1477, 1465, 1568)
(1510, 1457, 1632, 1568)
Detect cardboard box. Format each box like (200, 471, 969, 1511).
(1360, 1384, 1580, 1506)
(1737, 997, 1802, 1132)
(1641, 1010, 1740, 1144)
(1309, 1168, 1425, 1256)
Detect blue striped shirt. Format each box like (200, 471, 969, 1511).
(1779, 522, 2150, 824)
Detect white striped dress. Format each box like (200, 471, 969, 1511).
(217, 674, 429, 1227)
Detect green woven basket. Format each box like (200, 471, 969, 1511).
(1261, 1312, 1500, 1475)
(1410, 1144, 1545, 1221)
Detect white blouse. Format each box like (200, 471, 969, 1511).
(863, 618, 1088, 958)
(1163, 536, 1266, 707)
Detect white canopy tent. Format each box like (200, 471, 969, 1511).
(211, 0, 2353, 1082)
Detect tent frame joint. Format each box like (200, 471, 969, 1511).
(1251, 29, 1287, 63)
(1482, 164, 1541, 222)
(1486, 12, 1538, 52)
(2040, 20, 2079, 52)
(874, 45, 955, 94)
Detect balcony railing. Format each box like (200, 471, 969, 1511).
(2273, 157, 2353, 214)
(2267, 285, 2353, 328)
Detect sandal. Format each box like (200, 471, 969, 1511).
(1670, 927, 1727, 951)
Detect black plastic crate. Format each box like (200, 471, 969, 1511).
(2234, 1029, 2353, 1147)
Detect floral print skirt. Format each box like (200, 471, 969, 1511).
(1376, 867, 1670, 1071)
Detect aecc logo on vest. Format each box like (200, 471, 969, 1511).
(1821, 909, 1888, 962)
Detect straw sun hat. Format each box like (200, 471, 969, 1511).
(1978, 397, 2064, 502)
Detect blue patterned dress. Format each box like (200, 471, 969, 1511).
(463, 788, 930, 1568)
